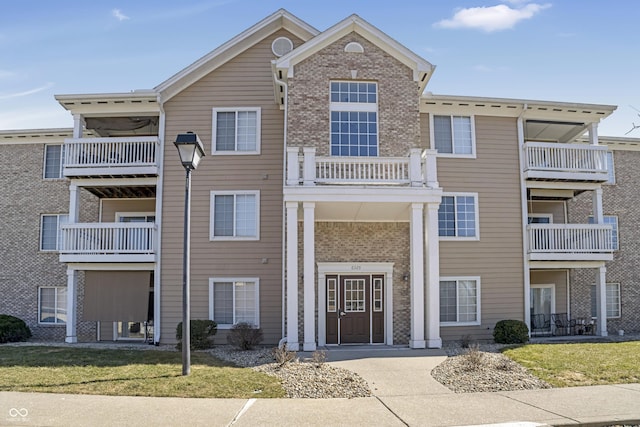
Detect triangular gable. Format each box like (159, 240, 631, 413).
(274, 14, 435, 92)
(155, 9, 319, 102)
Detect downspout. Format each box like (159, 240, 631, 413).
(517, 104, 531, 333)
(154, 93, 167, 344)
(273, 68, 288, 343)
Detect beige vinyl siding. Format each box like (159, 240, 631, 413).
(428, 114, 524, 341)
(530, 270, 568, 315)
(160, 29, 300, 344)
(529, 201, 566, 224)
(100, 198, 156, 222)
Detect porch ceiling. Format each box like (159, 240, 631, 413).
(312, 201, 411, 221)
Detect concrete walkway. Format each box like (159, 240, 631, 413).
(2, 347, 640, 426)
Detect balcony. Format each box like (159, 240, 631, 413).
(59, 222, 156, 263)
(63, 136, 159, 178)
(286, 147, 438, 188)
(527, 223, 614, 261)
(523, 142, 608, 182)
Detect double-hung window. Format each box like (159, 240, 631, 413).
(209, 278, 259, 328)
(588, 215, 618, 250)
(39, 287, 67, 324)
(440, 277, 481, 325)
(212, 108, 261, 154)
(44, 144, 65, 179)
(330, 81, 378, 156)
(210, 191, 259, 240)
(591, 283, 621, 318)
(438, 194, 479, 239)
(40, 214, 68, 251)
(431, 115, 475, 157)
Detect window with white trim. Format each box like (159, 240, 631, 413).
(212, 108, 261, 154)
(590, 283, 621, 318)
(209, 278, 259, 328)
(39, 287, 67, 324)
(588, 215, 618, 250)
(431, 115, 475, 157)
(210, 191, 259, 240)
(330, 81, 378, 156)
(40, 214, 68, 251)
(438, 194, 479, 239)
(44, 144, 65, 179)
(440, 277, 480, 325)
(605, 151, 615, 184)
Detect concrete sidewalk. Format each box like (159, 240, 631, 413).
(2, 347, 640, 426)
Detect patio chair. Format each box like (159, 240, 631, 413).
(530, 313, 550, 336)
(551, 313, 576, 336)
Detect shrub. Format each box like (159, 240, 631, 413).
(310, 349, 327, 367)
(462, 344, 484, 371)
(493, 319, 529, 344)
(176, 320, 217, 350)
(227, 322, 263, 350)
(0, 314, 32, 344)
(272, 344, 296, 366)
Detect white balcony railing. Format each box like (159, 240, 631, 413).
(523, 142, 608, 181)
(286, 147, 438, 188)
(59, 222, 156, 261)
(63, 136, 159, 176)
(527, 223, 613, 256)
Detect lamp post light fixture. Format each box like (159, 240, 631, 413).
(174, 131, 205, 376)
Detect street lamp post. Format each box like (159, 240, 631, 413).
(174, 131, 205, 376)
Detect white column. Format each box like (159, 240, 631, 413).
(286, 147, 300, 186)
(68, 183, 79, 223)
(588, 123, 599, 145)
(425, 203, 442, 348)
(65, 268, 78, 343)
(595, 266, 608, 336)
(409, 203, 426, 348)
(303, 202, 316, 351)
(285, 202, 299, 351)
(592, 187, 604, 223)
(409, 149, 422, 187)
(302, 148, 316, 187)
(72, 114, 84, 138)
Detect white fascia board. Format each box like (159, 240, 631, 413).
(276, 14, 434, 82)
(155, 9, 317, 102)
(283, 186, 442, 204)
(55, 92, 160, 116)
(72, 177, 157, 187)
(0, 128, 74, 144)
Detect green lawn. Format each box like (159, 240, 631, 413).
(0, 346, 285, 398)
(503, 341, 640, 387)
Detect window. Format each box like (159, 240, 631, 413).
(431, 115, 475, 157)
(39, 287, 67, 324)
(209, 278, 259, 328)
(438, 194, 479, 239)
(210, 191, 259, 240)
(605, 151, 615, 184)
(588, 215, 618, 250)
(440, 277, 480, 325)
(44, 144, 65, 179)
(40, 214, 68, 251)
(591, 283, 620, 318)
(330, 81, 378, 156)
(212, 108, 261, 154)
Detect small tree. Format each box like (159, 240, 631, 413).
(176, 320, 217, 350)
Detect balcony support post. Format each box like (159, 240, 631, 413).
(286, 147, 300, 186)
(425, 203, 442, 348)
(72, 114, 84, 138)
(68, 183, 79, 224)
(595, 266, 608, 336)
(592, 187, 604, 224)
(65, 268, 78, 343)
(285, 202, 299, 351)
(409, 149, 422, 187)
(303, 148, 316, 186)
(423, 149, 439, 188)
(588, 123, 599, 145)
(302, 202, 316, 351)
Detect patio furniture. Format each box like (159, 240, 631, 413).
(530, 313, 550, 336)
(551, 313, 576, 336)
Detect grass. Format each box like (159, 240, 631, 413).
(503, 341, 640, 387)
(0, 346, 285, 398)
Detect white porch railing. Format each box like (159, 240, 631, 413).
(64, 136, 159, 175)
(527, 223, 613, 254)
(59, 222, 156, 255)
(286, 147, 438, 187)
(524, 142, 608, 175)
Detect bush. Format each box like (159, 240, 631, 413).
(493, 319, 529, 344)
(227, 322, 263, 350)
(176, 320, 217, 350)
(0, 314, 32, 344)
(272, 344, 296, 366)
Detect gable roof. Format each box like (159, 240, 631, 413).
(273, 14, 435, 92)
(155, 9, 318, 102)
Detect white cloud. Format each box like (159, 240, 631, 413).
(112, 9, 130, 21)
(0, 82, 54, 100)
(434, 3, 551, 32)
(0, 69, 15, 79)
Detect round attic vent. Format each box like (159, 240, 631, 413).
(272, 37, 293, 57)
(344, 42, 364, 53)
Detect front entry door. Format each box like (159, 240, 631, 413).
(326, 274, 384, 344)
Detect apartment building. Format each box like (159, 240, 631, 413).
(0, 9, 631, 348)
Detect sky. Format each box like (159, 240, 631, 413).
(1, 0, 639, 137)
